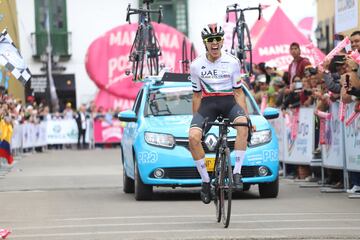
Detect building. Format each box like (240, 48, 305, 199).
(316, 0, 359, 53)
(0, 0, 24, 101)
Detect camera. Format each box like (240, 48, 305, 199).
(304, 67, 317, 77)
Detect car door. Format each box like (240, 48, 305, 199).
(123, 89, 144, 178)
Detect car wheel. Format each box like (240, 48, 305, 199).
(123, 164, 134, 193)
(134, 160, 153, 200)
(121, 145, 134, 193)
(258, 177, 279, 198)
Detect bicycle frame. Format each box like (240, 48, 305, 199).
(226, 4, 261, 75)
(126, 1, 163, 80)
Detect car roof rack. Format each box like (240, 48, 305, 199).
(160, 72, 190, 82)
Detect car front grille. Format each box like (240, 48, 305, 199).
(175, 138, 235, 153)
(150, 166, 269, 179)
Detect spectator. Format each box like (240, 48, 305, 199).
(75, 104, 89, 150)
(288, 42, 311, 83)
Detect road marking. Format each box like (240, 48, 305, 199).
(54, 212, 360, 221)
(12, 218, 360, 230)
(9, 226, 360, 239)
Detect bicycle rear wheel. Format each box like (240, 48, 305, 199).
(190, 43, 196, 62)
(220, 148, 232, 228)
(181, 37, 189, 73)
(242, 23, 253, 75)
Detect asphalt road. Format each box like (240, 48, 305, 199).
(0, 148, 359, 240)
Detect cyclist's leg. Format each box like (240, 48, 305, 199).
(189, 98, 217, 203)
(228, 98, 248, 188)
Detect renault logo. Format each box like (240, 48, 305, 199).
(205, 134, 217, 151)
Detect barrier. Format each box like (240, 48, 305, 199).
(344, 102, 360, 172)
(93, 119, 123, 144)
(270, 101, 360, 191)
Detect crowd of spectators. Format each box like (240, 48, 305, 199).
(247, 31, 360, 194)
(0, 90, 121, 152)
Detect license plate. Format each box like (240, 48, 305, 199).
(205, 157, 215, 172)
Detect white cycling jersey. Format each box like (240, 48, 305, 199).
(190, 51, 243, 97)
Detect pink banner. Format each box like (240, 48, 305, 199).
(86, 22, 195, 98)
(94, 90, 135, 111)
(93, 119, 123, 143)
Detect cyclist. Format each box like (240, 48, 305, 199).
(188, 23, 249, 204)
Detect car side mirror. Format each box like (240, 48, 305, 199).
(263, 107, 279, 120)
(118, 110, 137, 122)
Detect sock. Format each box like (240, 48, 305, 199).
(195, 158, 210, 183)
(233, 150, 245, 174)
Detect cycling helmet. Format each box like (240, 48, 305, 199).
(201, 23, 225, 40)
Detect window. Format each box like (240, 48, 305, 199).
(34, 0, 70, 58)
(140, 0, 188, 36)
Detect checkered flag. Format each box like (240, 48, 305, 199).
(0, 29, 31, 85)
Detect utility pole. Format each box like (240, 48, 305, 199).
(45, 0, 59, 112)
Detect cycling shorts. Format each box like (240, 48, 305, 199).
(190, 95, 245, 133)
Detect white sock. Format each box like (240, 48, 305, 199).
(195, 158, 210, 183)
(233, 150, 245, 174)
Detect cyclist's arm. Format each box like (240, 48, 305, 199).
(190, 62, 202, 114)
(232, 59, 249, 115)
(234, 88, 248, 115)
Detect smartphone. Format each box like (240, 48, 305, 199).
(345, 74, 350, 88)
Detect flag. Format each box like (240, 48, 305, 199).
(0, 119, 13, 165)
(0, 29, 31, 85)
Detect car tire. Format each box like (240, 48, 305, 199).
(123, 164, 134, 193)
(134, 160, 153, 201)
(258, 177, 279, 198)
(121, 145, 134, 193)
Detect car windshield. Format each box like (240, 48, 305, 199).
(144, 86, 259, 117)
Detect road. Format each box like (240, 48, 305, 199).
(0, 148, 359, 240)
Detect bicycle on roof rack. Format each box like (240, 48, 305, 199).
(180, 37, 196, 74)
(126, 0, 163, 81)
(226, 3, 261, 75)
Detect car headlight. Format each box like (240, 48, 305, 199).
(249, 130, 271, 146)
(144, 132, 175, 148)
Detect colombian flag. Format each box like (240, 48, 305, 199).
(0, 119, 13, 165)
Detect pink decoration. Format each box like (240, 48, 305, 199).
(314, 110, 332, 120)
(349, 49, 360, 64)
(93, 119, 124, 143)
(85, 22, 195, 99)
(0, 229, 11, 239)
(339, 102, 346, 122)
(291, 108, 300, 141)
(345, 111, 360, 126)
(260, 94, 268, 113)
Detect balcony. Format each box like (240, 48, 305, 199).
(31, 31, 72, 61)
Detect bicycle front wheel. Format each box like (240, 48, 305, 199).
(220, 148, 232, 228)
(213, 152, 221, 223)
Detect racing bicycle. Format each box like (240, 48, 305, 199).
(126, 0, 163, 81)
(226, 4, 261, 75)
(180, 37, 196, 74)
(202, 115, 251, 228)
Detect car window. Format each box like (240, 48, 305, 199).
(133, 89, 144, 115)
(145, 87, 193, 116)
(144, 87, 259, 117)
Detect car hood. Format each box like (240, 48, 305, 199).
(143, 114, 270, 138)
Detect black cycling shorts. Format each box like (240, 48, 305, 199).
(190, 95, 245, 133)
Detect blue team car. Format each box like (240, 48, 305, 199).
(119, 73, 279, 200)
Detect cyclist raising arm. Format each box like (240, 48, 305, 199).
(189, 23, 249, 204)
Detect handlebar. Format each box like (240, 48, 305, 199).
(226, 4, 261, 22)
(126, 4, 163, 24)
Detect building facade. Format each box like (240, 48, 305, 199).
(316, 0, 360, 53)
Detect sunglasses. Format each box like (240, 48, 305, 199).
(204, 36, 223, 43)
